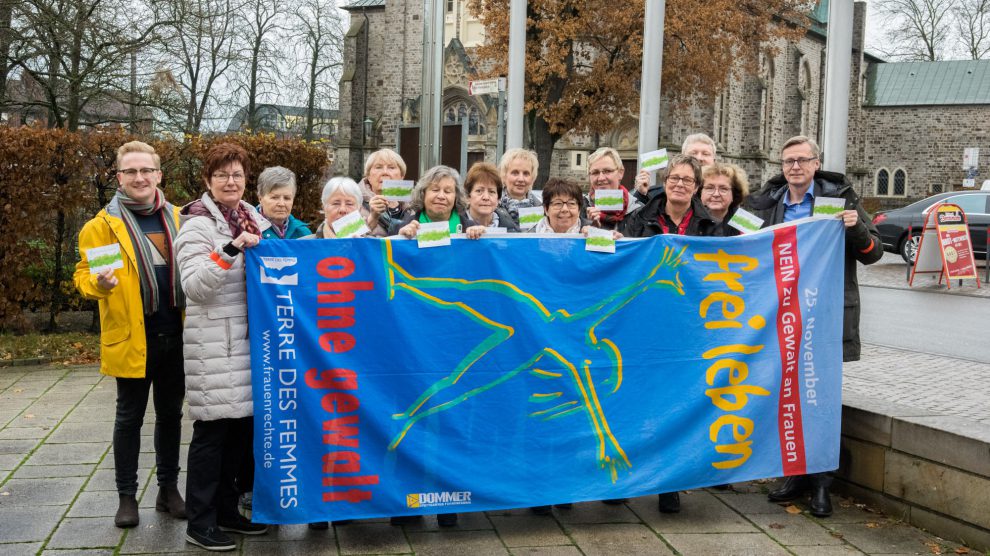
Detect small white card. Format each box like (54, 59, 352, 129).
(517, 206, 544, 230)
(485, 226, 508, 235)
(813, 197, 845, 218)
(381, 180, 415, 202)
(331, 210, 369, 238)
(417, 221, 451, 248)
(86, 243, 124, 274)
(727, 208, 765, 234)
(585, 227, 616, 254)
(640, 148, 669, 172)
(592, 189, 624, 211)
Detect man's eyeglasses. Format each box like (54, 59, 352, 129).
(117, 168, 159, 178)
(782, 157, 818, 168)
(588, 168, 620, 178)
(212, 172, 246, 182)
(666, 175, 696, 186)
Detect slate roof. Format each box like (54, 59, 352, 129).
(865, 60, 990, 106)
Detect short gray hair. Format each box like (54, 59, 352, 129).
(257, 166, 297, 197)
(320, 176, 364, 208)
(410, 165, 466, 215)
(681, 133, 717, 155)
(781, 135, 821, 158)
(363, 148, 407, 178)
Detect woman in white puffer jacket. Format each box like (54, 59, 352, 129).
(174, 143, 271, 551)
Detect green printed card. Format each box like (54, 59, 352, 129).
(517, 206, 544, 230)
(727, 207, 764, 234)
(382, 179, 415, 202)
(331, 210, 370, 238)
(593, 189, 624, 211)
(639, 148, 669, 172)
(813, 197, 845, 217)
(585, 227, 616, 254)
(417, 221, 451, 248)
(86, 243, 124, 274)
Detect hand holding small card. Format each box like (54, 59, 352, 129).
(640, 149, 669, 172)
(813, 197, 845, 218)
(381, 180, 415, 202)
(727, 208, 764, 234)
(592, 189, 624, 212)
(517, 206, 544, 230)
(585, 227, 616, 254)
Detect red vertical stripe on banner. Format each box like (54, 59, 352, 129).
(772, 226, 807, 475)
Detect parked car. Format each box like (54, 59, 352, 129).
(872, 191, 990, 263)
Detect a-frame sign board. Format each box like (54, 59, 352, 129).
(909, 202, 982, 289)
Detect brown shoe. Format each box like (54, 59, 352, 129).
(115, 494, 140, 528)
(156, 484, 187, 519)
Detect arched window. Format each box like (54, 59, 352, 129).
(444, 106, 457, 123)
(759, 52, 774, 152)
(893, 169, 906, 196)
(875, 168, 890, 196)
(457, 103, 467, 122)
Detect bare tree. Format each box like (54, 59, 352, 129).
(954, 0, 990, 58)
(232, 0, 287, 131)
(0, 0, 14, 108)
(873, 0, 955, 60)
(156, 0, 242, 134)
(292, 0, 343, 140)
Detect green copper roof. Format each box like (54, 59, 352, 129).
(865, 60, 990, 106)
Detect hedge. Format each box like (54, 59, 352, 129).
(0, 126, 333, 331)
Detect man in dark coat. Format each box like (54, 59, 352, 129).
(747, 135, 882, 517)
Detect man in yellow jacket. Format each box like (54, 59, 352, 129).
(74, 141, 187, 528)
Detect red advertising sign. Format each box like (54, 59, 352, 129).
(933, 204, 978, 280)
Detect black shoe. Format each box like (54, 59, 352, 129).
(602, 498, 628, 505)
(218, 515, 269, 535)
(530, 505, 551, 515)
(115, 494, 139, 528)
(809, 485, 833, 517)
(390, 515, 422, 525)
(711, 483, 731, 490)
(185, 526, 236, 551)
(332, 519, 353, 526)
(768, 476, 810, 502)
(308, 521, 329, 530)
(437, 513, 458, 527)
(554, 503, 573, 509)
(657, 492, 680, 513)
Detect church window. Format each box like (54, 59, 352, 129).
(893, 169, 906, 196)
(875, 168, 889, 196)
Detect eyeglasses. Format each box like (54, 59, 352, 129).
(588, 168, 620, 178)
(701, 186, 732, 195)
(212, 172, 246, 182)
(118, 168, 159, 178)
(549, 200, 579, 210)
(782, 157, 818, 168)
(666, 175, 696, 186)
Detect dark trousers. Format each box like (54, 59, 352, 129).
(185, 416, 253, 530)
(113, 334, 184, 496)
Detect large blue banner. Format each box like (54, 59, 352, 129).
(245, 218, 845, 524)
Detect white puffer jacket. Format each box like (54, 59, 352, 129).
(175, 194, 270, 421)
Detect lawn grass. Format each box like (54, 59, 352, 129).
(0, 331, 100, 364)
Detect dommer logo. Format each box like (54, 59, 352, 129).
(259, 256, 298, 285)
(405, 491, 472, 508)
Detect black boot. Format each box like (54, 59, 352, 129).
(767, 475, 810, 502)
(436, 513, 458, 527)
(657, 492, 680, 513)
(808, 473, 833, 517)
(156, 484, 187, 519)
(115, 494, 140, 528)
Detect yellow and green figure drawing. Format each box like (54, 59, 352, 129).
(381, 241, 689, 481)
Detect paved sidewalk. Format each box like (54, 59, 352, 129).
(0, 365, 977, 556)
(858, 253, 988, 298)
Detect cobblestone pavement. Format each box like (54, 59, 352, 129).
(0, 366, 978, 555)
(845, 344, 990, 425)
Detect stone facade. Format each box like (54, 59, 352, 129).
(335, 0, 990, 208)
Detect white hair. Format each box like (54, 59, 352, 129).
(320, 176, 363, 208)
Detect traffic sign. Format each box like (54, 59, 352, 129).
(468, 78, 504, 96)
(963, 147, 979, 169)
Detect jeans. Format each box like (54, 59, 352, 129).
(113, 333, 185, 496)
(185, 416, 253, 530)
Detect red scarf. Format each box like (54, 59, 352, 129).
(658, 207, 693, 235)
(185, 198, 261, 238)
